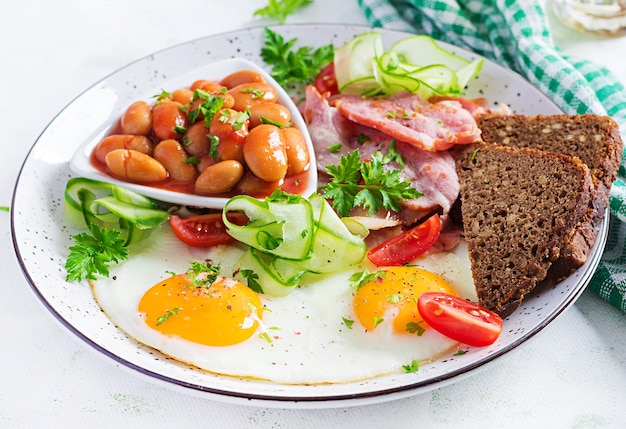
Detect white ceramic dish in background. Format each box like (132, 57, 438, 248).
(68, 57, 317, 209)
(11, 24, 608, 408)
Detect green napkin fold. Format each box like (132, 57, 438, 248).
(358, 0, 626, 312)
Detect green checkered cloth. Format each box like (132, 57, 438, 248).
(358, 0, 626, 312)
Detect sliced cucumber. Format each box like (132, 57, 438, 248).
(334, 31, 384, 95)
(224, 192, 366, 297)
(64, 177, 169, 245)
(333, 32, 483, 98)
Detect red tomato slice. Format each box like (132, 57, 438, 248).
(417, 292, 503, 347)
(169, 212, 247, 248)
(367, 213, 441, 266)
(313, 62, 339, 96)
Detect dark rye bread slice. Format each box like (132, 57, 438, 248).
(477, 114, 623, 281)
(454, 143, 594, 317)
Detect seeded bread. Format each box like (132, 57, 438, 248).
(454, 143, 594, 317)
(477, 114, 623, 281)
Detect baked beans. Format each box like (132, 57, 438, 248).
(91, 68, 311, 198)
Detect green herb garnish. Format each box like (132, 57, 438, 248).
(65, 224, 128, 282)
(406, 321, 426, 337)
(469, 148, 480, 162)
(402, 359, 420, 373)
(342, 317, 355, 329)
(184, 156, 201, 164)
(259, 331, 273, 343)
(349, 268, 387, 289)
(152, 89, 171, 101)
(240, 269, 264, 294)
(327, 143, 343, 153)
(260, 116, 292, 127)
(253, 0, 313, 24)
(356, 134, 371, 145)
(63, 179, 169, 282)
(156, 307, 180, 326)
(373, 317, 385, 328)
(322, 150, 422, 217)
(188, 89, 225, 126)
(260, 28, 334, 87)
(381, 140, 405, 168)
(241, 87, 265, 98)
(219, 109, 249, 131)
(186, 261, 221, 289)
(386, 294, 403, 304)
(208, 134, 220, 162)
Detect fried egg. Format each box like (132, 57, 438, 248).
(138, 274, 263, 347)
(92, 226, 476, 384)
(353, 266, 459, 334)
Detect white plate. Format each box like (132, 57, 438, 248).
(68, 57, 317, 209)
(11, 24, 608, 408)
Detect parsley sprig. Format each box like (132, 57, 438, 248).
(65, 224, 128, 282)
(63, 179, 169, 283)
(349, 268, 387, 289)
(254, 0, 313, 25)
(186, 261, 221, 289)
(321, 150, 422, 217)
(260, 28, 334, 87)
(240, 269, 264, 294)
(188, 89, 225, 126)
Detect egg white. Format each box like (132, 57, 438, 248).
(92, 225, 475, 385)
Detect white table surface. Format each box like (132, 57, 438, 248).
(2, 1, 626, 427)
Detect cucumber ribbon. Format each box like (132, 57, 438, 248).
(223, 192, 367, 296)
(64, 177, 170, 245)
(333, 32, 483, 98)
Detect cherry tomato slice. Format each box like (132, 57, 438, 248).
(367, 213, 441, 266)
(313, 62, 339, 96)
(169, 212, 247, 248)
(417, 292, 503, 347)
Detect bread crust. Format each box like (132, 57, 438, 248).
(454, 143, 594, 317)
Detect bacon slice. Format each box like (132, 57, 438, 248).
(429, 96, 512, 118)
(303, 85, 356, 172)
(396, 143, 459, 215)
(333, 92, 481, 151)
(302, 86, 460, 222)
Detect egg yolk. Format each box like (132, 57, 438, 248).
(353, 266, 457, 334)
(138, 273, 263, 346)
